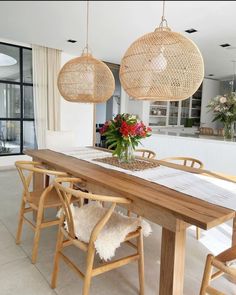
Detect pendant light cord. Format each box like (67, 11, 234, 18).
(85, 0, 89, 54)
(162, 0, 166, 22)
(159, 0, 168, 29)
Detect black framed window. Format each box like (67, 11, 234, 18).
(0, 42, 36, 156)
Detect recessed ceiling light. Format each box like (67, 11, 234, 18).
(220, 43, 231, 48)
(208, 74, 214, 77)
(0, 53, 17, 66)
(185, 28, 197, 34)
(67, 39, 77, 43)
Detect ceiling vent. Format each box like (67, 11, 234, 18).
(220, 43, 231, 48)
(185, 28, 197, 34)
(67, 39, 77, 43)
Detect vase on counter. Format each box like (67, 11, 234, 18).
(223, 121, 235, 140)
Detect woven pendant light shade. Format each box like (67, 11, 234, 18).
(58, 1, 115, 103)
(120, 25, 204, 101)
(58, 53, 115, 103)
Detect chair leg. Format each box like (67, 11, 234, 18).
(137, 230, 145, 295)
(200, 254, 214, 295)
(196, 227, 201, 240)
(16, 198, 26, 245)
(31, 207, 44, 264)
(83, 246, 95, 295)
(51, 227, 64, 289)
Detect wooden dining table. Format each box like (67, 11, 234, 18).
(25, 148, 236, 295)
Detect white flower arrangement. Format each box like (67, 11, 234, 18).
(207, 92, 236, 124)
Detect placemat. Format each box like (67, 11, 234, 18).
(93, 156, 159, 171)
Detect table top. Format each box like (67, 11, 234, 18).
(25, 148, 235, 230)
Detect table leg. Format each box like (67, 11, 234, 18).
(159, 226, 186, 295)
(32, 158, 44, 220)
(232, 216, 236, 246)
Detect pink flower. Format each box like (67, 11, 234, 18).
(99, 121, 110, 134)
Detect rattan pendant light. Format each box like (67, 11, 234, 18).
(57, 1, 115, 103)
(119, 1, 204, 101)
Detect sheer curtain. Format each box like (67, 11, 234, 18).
(32, 45, 61, 149)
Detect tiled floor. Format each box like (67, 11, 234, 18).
(0, 168, 236, 294)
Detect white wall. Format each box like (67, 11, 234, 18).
(142, 134, 236, 175)
(0, 37, 30, 48)
(96, 103, 106, 124)
(120, 87, 128, 114)
(126, 97, 149, 124)
(60, 52, 94, 147)
(200, 78, 221, 129)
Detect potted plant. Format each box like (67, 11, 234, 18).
(100, 113, 152, 162)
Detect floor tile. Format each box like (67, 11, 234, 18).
(1, 169, 236, 295)
(0, 258, 56, 295)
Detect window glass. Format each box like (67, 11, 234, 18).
(23, 121, 36, 150)
(0, 83, 21, 118)
(23, 48, 33, 83)
(0, 43, 34, 155)
(0, 120, 20, 154)
(23, 86, 34, 119)
(0, 44, 20, 82)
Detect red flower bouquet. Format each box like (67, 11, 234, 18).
(100, 113, 152, 162)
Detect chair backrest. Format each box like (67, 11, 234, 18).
(45, 130, 77, 151)
(199, 127, 214, 135)
(216, 128, 224, 136)
(54, 177, 131, 242)
(135, 149, 156, 159)
(54, 180, 77, 239)
(161, 156, 204, 169)
(15, 161, 68, 201)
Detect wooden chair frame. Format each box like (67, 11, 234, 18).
(161, 156, 204, 240)
(200, 246, 236, 295)
(15, 161, 70, 263)
(135, 148, 156, 159)
(161, 156, 204, 169)
(51, 177, 145, 295)
(199, 127, 214, 136)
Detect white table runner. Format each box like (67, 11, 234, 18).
(57, 147, 236, 211)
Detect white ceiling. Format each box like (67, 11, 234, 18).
(0, 1, 236, 80)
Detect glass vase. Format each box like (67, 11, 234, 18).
(224, 122, 235, 141)
(118, 144, 135, 163)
